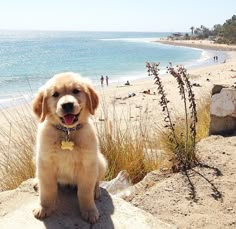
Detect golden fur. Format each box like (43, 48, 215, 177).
(32, 72, 107, 223)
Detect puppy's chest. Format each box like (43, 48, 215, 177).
(55, 140, 82, 164)
(55, 146, 83, 184)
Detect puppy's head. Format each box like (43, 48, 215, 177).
(32, 72, 99, 127)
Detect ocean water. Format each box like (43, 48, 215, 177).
(0, 30, 208, 107)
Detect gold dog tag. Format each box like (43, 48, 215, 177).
(61, 140, 74, 151)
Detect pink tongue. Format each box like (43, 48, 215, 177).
(63, 114, 75, 125)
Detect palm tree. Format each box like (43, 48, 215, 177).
(190, 26, 194, 36)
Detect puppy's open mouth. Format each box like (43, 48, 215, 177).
(60, 113, 80, 125)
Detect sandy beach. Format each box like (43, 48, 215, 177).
(95, 41, 236, 128)
(156, 38, 236, 51)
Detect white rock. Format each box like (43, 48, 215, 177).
(209, 85, 236, 135)
(210, 88, 236, 117)
(0, 179, 175, 229)
(100, 170, 132, 195)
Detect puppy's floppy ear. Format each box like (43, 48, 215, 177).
(32, 89, 48, 122)
(85, 85, 99, 115)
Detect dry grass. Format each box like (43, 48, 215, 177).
(96, 97, 162, 184)
(196, 97, 211, 140)
(0, 102, 36, 191)
(156, 97, 211, 169)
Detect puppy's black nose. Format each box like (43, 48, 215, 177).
(62, 102, 74, 113)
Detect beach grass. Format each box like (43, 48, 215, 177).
(0, 103, 36, 191)
(96, 100, 163, 184)
(196, 97, 211, 140)
(156, 97, 210, 171)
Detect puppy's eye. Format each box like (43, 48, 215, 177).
(52, 92, 59, 97)
(72, 89, 80, 94)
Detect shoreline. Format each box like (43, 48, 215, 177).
(96, 49, 235, 99)
(154, 38, 236, 51)
(96, 38, 234, 94)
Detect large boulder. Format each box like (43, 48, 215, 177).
(0, 179, 175, 229)
(209, 84, 236, 135)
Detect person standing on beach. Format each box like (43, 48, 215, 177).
(106, 75, 109, 86)
(100, 75, 104, 87)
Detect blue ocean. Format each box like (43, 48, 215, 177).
(0, 31, 209, 106)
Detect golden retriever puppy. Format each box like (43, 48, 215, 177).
(32, 72, 107, 224)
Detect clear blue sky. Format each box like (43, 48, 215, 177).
(0, 0, 235, 32)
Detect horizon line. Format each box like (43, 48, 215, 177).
(0, 29, 188, 33)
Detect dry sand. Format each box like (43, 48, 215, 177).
(125, 135, 236, 229)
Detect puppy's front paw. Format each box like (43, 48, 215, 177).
(81, 207, 99, 224)
(33, 206, 54, 219)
